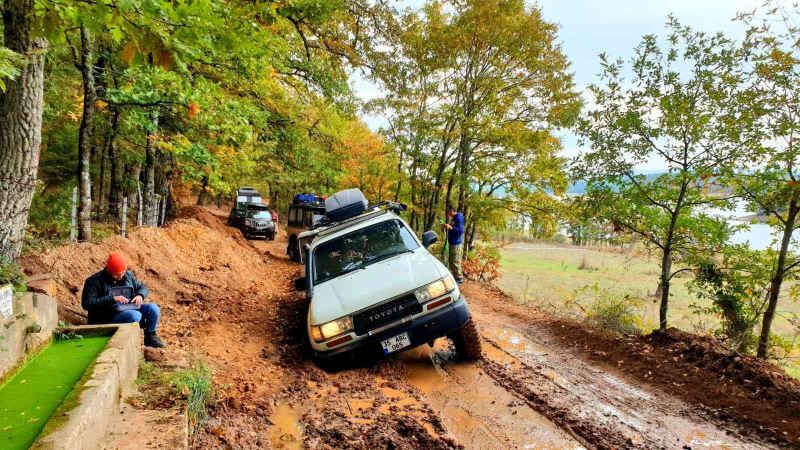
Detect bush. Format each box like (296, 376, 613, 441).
(583, 291, 644, 336)
(172, 361, 215, 435)
(0, 256, 26, 291)
(462, 241, 501, 282)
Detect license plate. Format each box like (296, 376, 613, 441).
(381, 332, 411, 354)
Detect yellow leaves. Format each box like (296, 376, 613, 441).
(95, 100, 108, 112)
(121, 42, 137, 65)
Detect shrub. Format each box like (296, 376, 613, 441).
(462, 241, 501, 282)
(584, 291, 644, 336)
(0, 256, 26, 291)
(578, 255, 599, 271)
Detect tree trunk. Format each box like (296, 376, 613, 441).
(76, 25, 95, 241)
(0, 0, 47, 260)
(197, 175, 208, 206)
(142, 111, 159, 226)
(107, 109, 122, 217)
(757, 200, 799, 358)
(658, 247, 672, 331)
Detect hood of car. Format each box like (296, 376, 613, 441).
(309, 250, 445, 324)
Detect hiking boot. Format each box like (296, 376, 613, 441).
(144, 332, 166, 348)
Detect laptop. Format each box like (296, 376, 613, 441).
(108, 286, 140, 312)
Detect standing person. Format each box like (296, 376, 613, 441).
(81, 252, 166, 348)
(443, 205, 465, 284)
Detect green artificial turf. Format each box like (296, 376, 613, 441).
(0, 336, 110, 450)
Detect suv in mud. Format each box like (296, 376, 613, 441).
(241, 204, 276, 240)
(228, 187, 263, 228)
(293, 189, 482, 362)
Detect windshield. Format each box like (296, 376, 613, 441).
(247, 210, 271, 219)
(312, 219, 419, 284)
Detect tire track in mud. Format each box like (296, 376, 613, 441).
(465, 289, 780, 450)
(399, 345, 585, 450)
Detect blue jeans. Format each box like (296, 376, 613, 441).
(112, 303, 160, 333)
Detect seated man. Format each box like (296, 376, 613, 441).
(81, 252, 166, 348)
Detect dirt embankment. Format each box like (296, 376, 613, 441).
(21, 207, 461, 449)
(20, 207, 800, 449)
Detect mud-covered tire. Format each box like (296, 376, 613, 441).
(268, 232, 276, 241)
(288, 237, 300, 262)
(449, 318, 483, 361)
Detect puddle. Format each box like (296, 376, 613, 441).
(347, 398, 375, 415)
(378, 385, 421, 414)
(401, 344, 585, 449)
(267, 402, 304, 450)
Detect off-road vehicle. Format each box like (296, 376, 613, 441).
(228, 187, 263, 228)
(241, 204, 276, 240)
(293, 188, 482, 362)
(286, 194, 325, 262)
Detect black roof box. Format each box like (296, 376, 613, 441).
(325, 189, 368, 222)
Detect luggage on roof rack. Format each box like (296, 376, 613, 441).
(325, 188, 368, 222)
(292, 193, 319, 205)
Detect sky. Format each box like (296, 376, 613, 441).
(350, 0, 763, 171)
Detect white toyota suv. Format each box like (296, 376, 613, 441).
(293, 190, 482, 362)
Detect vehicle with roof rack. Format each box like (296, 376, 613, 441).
(286, 193, 326, 262)
(228, 187, 264, 228)
(293, 188, 482, 362)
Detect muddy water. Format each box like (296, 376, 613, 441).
(400, 345, 585, 450)
(482, 325, 773, 450)
(267, 402, 304, 450)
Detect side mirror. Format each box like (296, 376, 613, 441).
(294, 276, 307, 292)
(422, 230, 438, 248)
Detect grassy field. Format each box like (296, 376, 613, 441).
(496, 241, 800, 378)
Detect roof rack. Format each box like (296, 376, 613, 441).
(310, 201, 407, 238)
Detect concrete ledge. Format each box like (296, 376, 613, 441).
(32, 323, 141, 450)
(0, 292, 59, 380)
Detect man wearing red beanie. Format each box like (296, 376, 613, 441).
(81, 252, 165, 348)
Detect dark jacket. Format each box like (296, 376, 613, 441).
(447, 212, 465, 245)
(81, 270, 149, 324)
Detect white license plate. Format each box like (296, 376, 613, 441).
(381, 332, 411, 354)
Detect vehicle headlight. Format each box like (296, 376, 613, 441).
(414, 277, 455, 302)
(311, 316, 353, 342)
(245, 220, 253, 226)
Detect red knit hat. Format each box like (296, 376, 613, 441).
(105, 252, 128, 274)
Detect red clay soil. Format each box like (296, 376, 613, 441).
(467, 283, 800, 448)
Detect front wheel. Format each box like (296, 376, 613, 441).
(268, 231, 276, 240)
(448, 318, 483, 361)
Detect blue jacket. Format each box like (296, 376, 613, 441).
(81, 270, 149, 323)
(448, 212, 465, 245)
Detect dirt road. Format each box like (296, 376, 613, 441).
(20, 207, 800, 449)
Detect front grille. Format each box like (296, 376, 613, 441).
(353, 293, 421, 335)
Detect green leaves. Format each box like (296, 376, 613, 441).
(0, 47, 23, 92)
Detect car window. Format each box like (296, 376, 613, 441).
(312, 220, 419, 284)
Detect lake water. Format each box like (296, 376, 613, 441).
(707, 203, 797, 251)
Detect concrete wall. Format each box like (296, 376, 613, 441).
(32, 324, 141, 450)
(0, 292, 59, 380)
